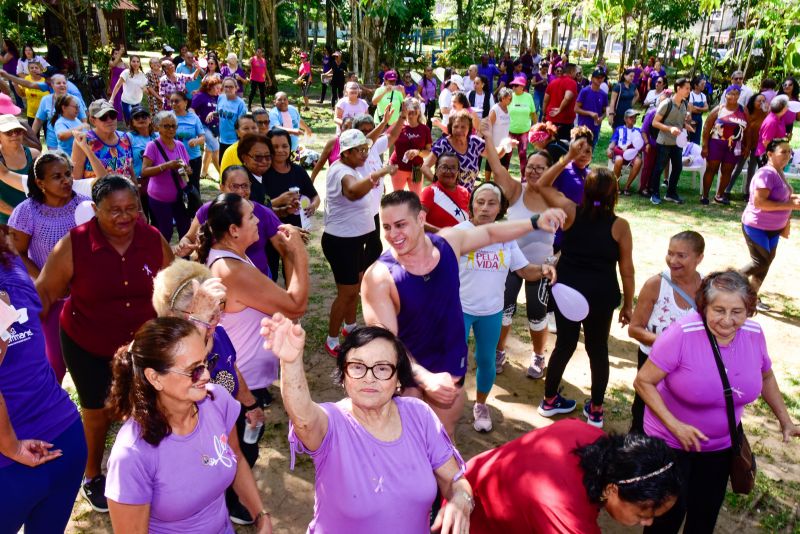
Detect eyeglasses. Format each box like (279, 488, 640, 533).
(344, 361, 397, 381)
(528, 165, 547, 173)
(255, 120, 269, 126)
(166, 353, 219, 383)
(99, 206, 139, 218)
(438, 165, 458, 173)
(228, 183, 251, 192)
(161, 123, 178, 129)
(247, 153, 271, 162)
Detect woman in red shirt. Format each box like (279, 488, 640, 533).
(465, 419, 680, 533)
(36, 175, 174, 514)
(389, 97, 432, 196)
(420, 153, 470, 232)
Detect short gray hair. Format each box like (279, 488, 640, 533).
(498, 87, 513, 100)
(153, 110, 177, 127)
(352, 113, 375, 129)
(251, 107, 268, 117)
(771, 94, 789, 113)
(345, 81, 360, 93)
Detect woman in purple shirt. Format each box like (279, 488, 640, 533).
(105, 317, 272, 533)
(634, 270, 799, 533)
(418, 66, 439, 123)
(263, 313, 473, 534)
(0, 240, 85, 533)
(192, 74, 222, 180)
(8, 152, 89, 383)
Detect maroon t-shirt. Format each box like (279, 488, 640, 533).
(390, 123, 432, 171)
(61, 217, 163, 356)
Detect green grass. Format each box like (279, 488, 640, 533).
(725, 474, 800, 532)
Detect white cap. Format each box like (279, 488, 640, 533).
(339, 129, 371, 152)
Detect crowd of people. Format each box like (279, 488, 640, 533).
(0, 39, 799, 534)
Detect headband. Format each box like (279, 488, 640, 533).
(169, 278, 195, 311)
(529, 129, 551, 145)
(726, 84, 742, 93)
(616, 462, 674, 485)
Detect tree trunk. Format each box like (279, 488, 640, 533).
(158, 0, 167, 27)
(564, 14, 575, 54)
(350, 0, 359, 76)
(206, 0, 218, 44)
(217, 0, 228, 41)
(620, 15, 628, 70)
(257, 0, 278, 85)
(186, 0, 201, 50)
(501, 0, 515, 50)
(550, 9, 559, 48)
(639, 10, 649, 61)
(594, 28, 605, 62)
(298, 0, 309, 50)
(692, 15, 707, 76)
(326, 0, 336, 48)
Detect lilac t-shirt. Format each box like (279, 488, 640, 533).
(289, 397, 463, 534)
(644, 312, 771, 452)
(576, 86, 608, 129)
(196, 200, 279, 278)
(8, 194, 90, 269)
(0, 256, 80, 468)
(335, 98, 369, 121)
(106, 384, 240, 533)
(553, 162, 588, 205)
(144, 139, 190, 202)
(741, 165, 793, 231)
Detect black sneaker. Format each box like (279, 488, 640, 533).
(665, 194, 685, 205)
(229, 499, 254, 525)
(81, 475, 109, 513)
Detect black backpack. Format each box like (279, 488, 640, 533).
(649, 99, 674, 139)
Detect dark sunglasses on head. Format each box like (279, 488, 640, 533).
(166, 353, 219, 383)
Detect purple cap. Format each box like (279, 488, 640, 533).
(384, 70, 398, 81)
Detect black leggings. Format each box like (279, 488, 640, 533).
(648, 144, 683, 198)
(644, 447, 731, 534)
(226, 387, 270, 510)
(331, 82, 344, 108)
(249, 81, 267, 108)
(741, 224, 780, 289)
(630, 347, 649, 433)
(544, 303, 614, 406)
(425, 100, 436, 123)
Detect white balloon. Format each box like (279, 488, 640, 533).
(788, 100, 800, 113)
(198, 58, 208, 70)
(409, 71, 422, 84)
(631, 132, 644, 150)
(623, 148, 639, 161)
(551, 283, 589, 322)
(74, 200, 95, 226)
(675, 131, 688, 148)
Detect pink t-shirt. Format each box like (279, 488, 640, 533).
(336, 98, 369, 121)
(756, 113, 787, 156)
(280, 110, 293, 130)
(143, 139, 189, 202)
(105, 385, 239, 533)
(644, 311, 772, 452)
(289, 397, 462, 534)
(250, 56, 267, 83)
(742, 165, 793, 230)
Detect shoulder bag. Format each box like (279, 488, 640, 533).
(702, 320, 756, 494)
(154, 139, 202, 215)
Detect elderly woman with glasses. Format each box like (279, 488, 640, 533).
(141, 110, 193, 240)
(71, 99, 134, 181)
(105, 317, 272, 533)
(634, 269, 800, 533)
(262, 313, 473, 534)
(151, 258, 269, 525)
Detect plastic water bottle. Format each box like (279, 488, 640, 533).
(243, 421, 263, 444)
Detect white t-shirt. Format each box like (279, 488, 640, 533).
(356, 135, 389, 216)
(456, 220, 528, 316)
(120, 70, 148, 104)
(324, 160, 375, 237)
(439, 89, 453, 123)
(471, 92, 495, 119)
(463, 76, 476, 94)
(490, 103, 511, 142)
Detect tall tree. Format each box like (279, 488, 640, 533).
(186, 0, 201, 50)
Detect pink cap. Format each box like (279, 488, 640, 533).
(0, 93, 21, 116)
(509, 75, 527, 86)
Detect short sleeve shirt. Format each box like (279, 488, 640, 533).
(741, 165, 793, 231)
(508, 92, 536, 134)
(389, 123, 432, 171)
(544, 76, 578, 124)
(143, 139, 190, 202)
(263, 164, 318, 227)
(655, 98, 689, 146)
(431, 135, 486, 191)
(576, 86, 608, 128)
(420, 182, 470, 229)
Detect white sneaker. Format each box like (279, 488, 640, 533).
(495, 350, 506, 374)
(472, 402, 492, 432)
(547, 312, 557, 333)
(526, 354, 545, 379)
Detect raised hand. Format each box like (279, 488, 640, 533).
(260, 313, 306, 364)
(536, 208, 567, 233)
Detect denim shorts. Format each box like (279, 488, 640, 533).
(204, 125, 220, 151)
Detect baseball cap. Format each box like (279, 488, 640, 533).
(333, 51, 342, 57)
(624, 109, 640, 118)
(0, 114, 25, 133)
(88, 99, 118, 119)
(0, 94, 21, 116)
(339, 129, 371, 152)
(509, 75, 527, 86)
(130, 105, 150, 118)
(447, 74, 464, 90)
(162, 45, 175, 53)
(384, 70, 398, 82)
(591, 69, 605, 78)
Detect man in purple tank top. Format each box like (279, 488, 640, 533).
(361, 190, 565, 436)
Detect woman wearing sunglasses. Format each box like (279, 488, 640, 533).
(262, 313, 473, 534)
(152, 258, 268, 525)
(71, 99, 134, 181)
(105, 316, 272, 533)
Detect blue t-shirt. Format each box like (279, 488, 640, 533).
(268, 106, 301, 151)
(177, 63, 201, 97)
(36, 95, 87, 149)
(54, 116, 84, 156)
(0, 256, 80, 468)
(175, 111, 205, 160)
(576, 86, 608, 129)
(34, 80, 84, 104)
(216, 95, 247, 144)
(130, 131, 158, 179)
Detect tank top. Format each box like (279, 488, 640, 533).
(328, 137, 341, 165)
(0, 146, 31, 223)
(206, 248, 279, 389)
(377, 233, 467, 377)
(640, 272, 698, 355)
(505, 193, 554, 263)
(557, 211, 621, 308)
(711, 105, 747, 144)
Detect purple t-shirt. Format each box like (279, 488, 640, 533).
(642, 109, 658, 146)
(553, 162, 588, 248)
(191, 91, 219, 128)
(644, 312, 771, 452)
(576, 86, 608, 129)
(144, 139, 190, 202)
(756, 113, 787, 156)
(0, 256, 80, 468)
(211, 326, 239, 399)
(8, 194, 90, 269)
(220, 65, 247, 93)
(741, 165, 793, 231)
(289, 397, 463, 534)
(196, 200, 280, 278)
(106, 384, 240, 533)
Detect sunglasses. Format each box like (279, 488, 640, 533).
(166, 353, 219, 383)
(344, 361, 397, 381)
(248, 154, 271, 162)
(161, 123, 178, 129)
(1, 129, 24, 136)
(98, 113, 118, 121)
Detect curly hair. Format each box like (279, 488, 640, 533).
(107, 317, 202, 446)
(574, 432, 680, 507)
(570, 125, 595, 144)
(696, 270, 757, 318)
(446, 109, 473, 140)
